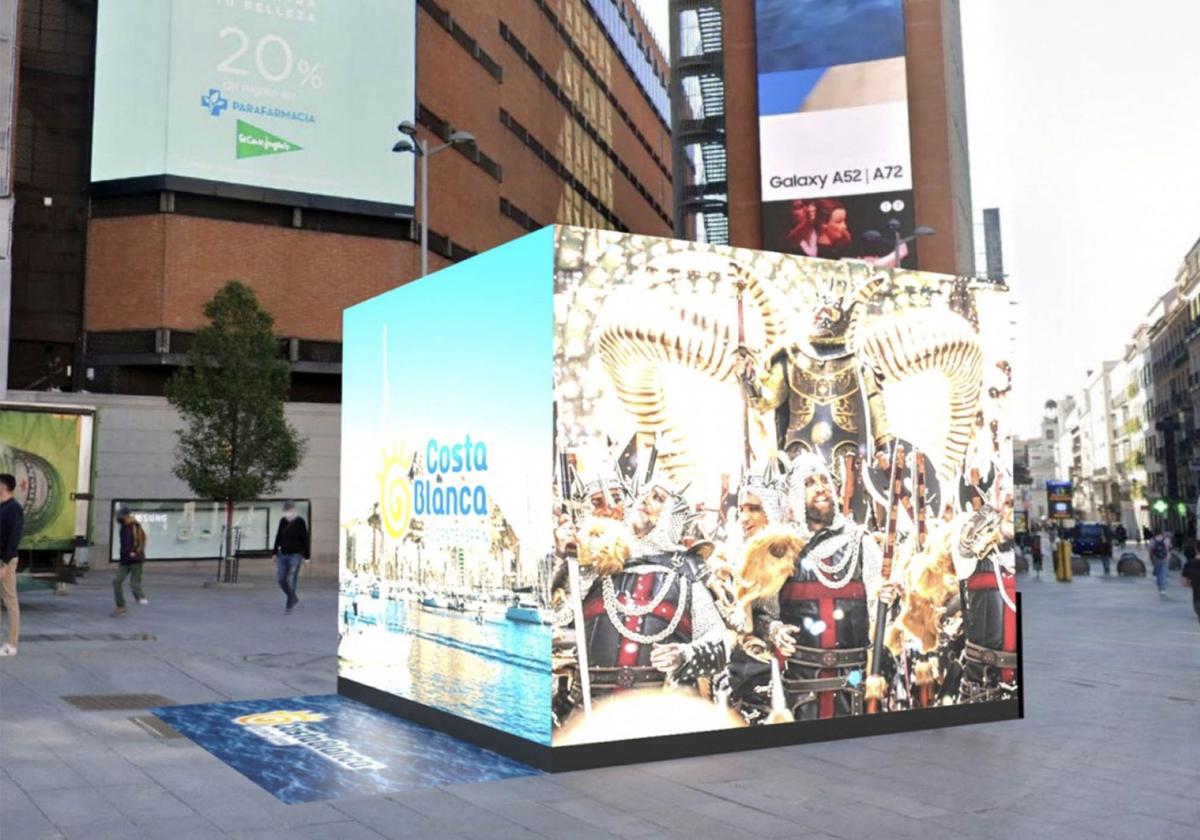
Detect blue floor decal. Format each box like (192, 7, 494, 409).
(152, 694, 540, 803)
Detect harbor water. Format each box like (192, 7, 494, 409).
(337, 592, 551, 744)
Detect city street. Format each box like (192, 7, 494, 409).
(4, 1, 1200, 838)
(1, 560, 1196, 840)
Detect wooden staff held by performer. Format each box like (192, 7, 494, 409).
(558, 450, 592, 716)
(866, 444, 904, 714)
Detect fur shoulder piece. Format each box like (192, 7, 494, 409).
(740, 524, 806, 600)
(577, 516, 634, 577)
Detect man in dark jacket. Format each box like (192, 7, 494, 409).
(0, 473, 24, 656)
(273, 501, 308, 612)
(113, 506, 148, 617)
(1182, 548, 1200, 625)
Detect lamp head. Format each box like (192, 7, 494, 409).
(448, 130, 476, 145)
(392, 139, 416, 154)
(914, 225, 935, 237)
(397, 121, 417, 136)
(862, 229, 883, 243)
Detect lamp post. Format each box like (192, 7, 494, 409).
(862, 220, 934, 268)
(392, 121, 476, 278)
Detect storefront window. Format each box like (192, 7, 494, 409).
(109, 499, 312, 561)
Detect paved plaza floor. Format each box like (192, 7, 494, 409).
(1, 554, 1197, 839)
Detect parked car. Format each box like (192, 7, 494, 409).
(1071, 522, 1112, 557)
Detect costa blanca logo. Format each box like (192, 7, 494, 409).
(377, 444, 415, 540)
(233, 709, 385, 771)
(376, 437, 491, 540)
(200, 88, 229, 117)
(234, 709, 325, 727)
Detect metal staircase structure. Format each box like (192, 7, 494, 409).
(668, 0, 728, 245)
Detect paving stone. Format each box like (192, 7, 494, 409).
(545, 796, 664, 837)
(294, 821, 389, 840)
(0, 773, 38, 813)
(97, 782, 198, 821)
(136, 816, 228, 840)
(1068, 812, 1200, 840)
(27, 785, 126, 828)
(0, 807, 68, 839)
(330, 796, 441, 840)
(60, 820, 150, 840)
(3, 564, 1198, 839)
(4, 757, 89, 792)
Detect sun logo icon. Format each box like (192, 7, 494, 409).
(234, 709, 327, 727)
(377, 443, 415, 540)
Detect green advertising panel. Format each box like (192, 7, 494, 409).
(91, 0, 416, 215)
(0, 410, 82, 550)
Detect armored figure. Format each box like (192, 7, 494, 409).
(742, 278, 891, 491)
(752, 455, 895, 720)
(951, 505, 1017, 703)
(736, 269, 984, 527)
(553, 477, 727, 721)
(719, 471, 800, 721)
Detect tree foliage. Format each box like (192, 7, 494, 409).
(166, 281, 305, 502)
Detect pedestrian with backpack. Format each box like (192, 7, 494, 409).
(1149, 530, 1171, 596)
(112, 507, 148, 616)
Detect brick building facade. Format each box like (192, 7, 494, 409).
(7, 0, 673, 400)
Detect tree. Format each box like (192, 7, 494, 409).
(166, 281, 306, 560)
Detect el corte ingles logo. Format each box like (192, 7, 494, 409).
(236, 120, 302, 159)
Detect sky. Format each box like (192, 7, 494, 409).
(644, 1, 1200, 438)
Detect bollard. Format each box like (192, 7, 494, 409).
(1055, 541, 1073, 582)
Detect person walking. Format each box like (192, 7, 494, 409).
(112, 507, 148, 616)
(1182, 548, 1200, 625)
(273, 501, 308, 612)
(0, 474, 24, 657)
(1149, 530, 1172, 597)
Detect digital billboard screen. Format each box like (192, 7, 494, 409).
(549, 228, 1015, 744)
(1046, 480, 1073, 519)
(754, 0, 916, 268)
(341, 226, 1019, 759)
(91, 0, 416, 215)
(339, 228, 556, 746)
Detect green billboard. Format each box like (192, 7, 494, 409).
(90, 0, 416, 215)
(0, 410, 82, 550)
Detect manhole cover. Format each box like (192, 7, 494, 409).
(62, 694, 176, 711)
(24, 633, 156, 642)
(129, 715, 184, 739)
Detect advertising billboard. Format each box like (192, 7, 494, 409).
(340, 227, 1017, 763)
(549, 228, 1015, 745)
(1046, 480, 1073, 520)
(755, 0, 916, 267)
(339, 228, 556, 746)
(91, 0, 416, 215)
(0, 406, 92, 551)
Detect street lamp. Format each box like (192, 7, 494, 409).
(392, 121, 476, 278)
(862, 220, 934, 267)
